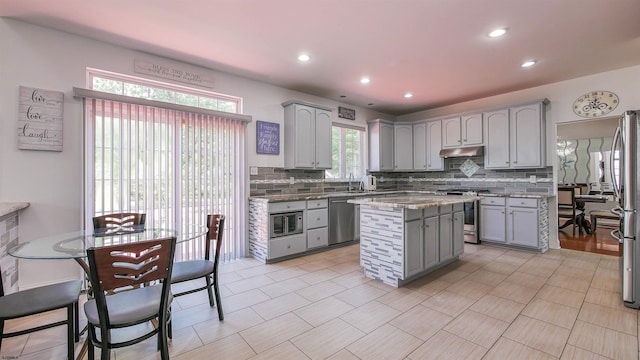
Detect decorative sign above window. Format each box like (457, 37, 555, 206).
(134, 58, 215, 88)
(338, 106, 356, 120)
(256, 120, 280, 155)
(17, 86, 64, 151)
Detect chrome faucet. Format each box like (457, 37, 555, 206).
(348, 173, 353, 192)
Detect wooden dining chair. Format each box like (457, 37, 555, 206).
(171, 214, 225, 320)
(0, 273, 81, 360)
(84, 237, 176, 360)
(92, 212, 146, 233)
(557, 186, 584, 236)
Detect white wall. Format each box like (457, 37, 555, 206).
(0, 18, 392, 288)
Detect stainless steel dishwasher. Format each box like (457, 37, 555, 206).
(329, 197, 356, 245)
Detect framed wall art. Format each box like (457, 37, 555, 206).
(17, 86, 64, 151)
(256, 120, 280, 154)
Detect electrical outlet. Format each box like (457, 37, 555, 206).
(250, 166, 258, 175)
(289, 176, 295, 184)
(529, 175, 536, 183)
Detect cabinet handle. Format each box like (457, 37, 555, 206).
(287, 245, 291, 249)
(505, 161, 509, 164)
(513, 161, 517, 164)
(501, 211, 505, 214)
(317, 217, 321, 221)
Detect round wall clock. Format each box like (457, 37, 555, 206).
(573, 90, 619, 118)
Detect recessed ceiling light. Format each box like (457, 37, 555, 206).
(298, 54, 310, 62)
(404, 92, 413, 99)
(488, 28, 507, 38)
(521, 60, 536, 68)
(360, 77, 370, 84)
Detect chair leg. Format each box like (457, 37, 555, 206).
(159, 317, 170, 360)
(0, 319, 4, 350)
(74, 301, 80, 342)
(205, 275, 215, 307)
(100, 325, 111, 360)
(67, 304, 74, 360)
(87, 325, 95, 360)
(213, 278, 224, 321)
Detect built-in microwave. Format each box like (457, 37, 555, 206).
(270, 211, 304, 238)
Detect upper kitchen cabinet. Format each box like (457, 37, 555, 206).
(282, 100, 333, 169)
(442, 113, 483, 148)
(368, 119, 394, 171)
(394, 123, 413, 171)
(426, 120, 444, 171)
(484, 100, 548, 169)
(413, 122, 427, 171)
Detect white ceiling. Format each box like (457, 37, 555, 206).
(2, 0, 640, 115)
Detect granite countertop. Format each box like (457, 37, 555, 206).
(348, 195, 484, 210)
(250, 191, 551, 203)
(482, 193, 553, 199)
(249, 190, 421, 203)
(0, 202, 30, 218)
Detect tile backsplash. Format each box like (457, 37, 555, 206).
(250, 156, 553, 196)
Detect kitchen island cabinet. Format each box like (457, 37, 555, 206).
(350, 195, 480, 287)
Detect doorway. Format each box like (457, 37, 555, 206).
(556, 116, 621, 256)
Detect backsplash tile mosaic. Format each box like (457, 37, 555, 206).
(250, 156, 553, 197)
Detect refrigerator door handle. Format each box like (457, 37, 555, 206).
(610, 125, 621, 200)
(611, 207, 624, 217)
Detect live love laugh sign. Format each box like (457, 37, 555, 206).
(18, 86, 64, 151)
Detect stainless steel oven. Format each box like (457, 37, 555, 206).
(438, 189, 489, 243)
(270, 211, 303, 238)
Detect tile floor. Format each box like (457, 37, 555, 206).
(2, 243, 639, 359)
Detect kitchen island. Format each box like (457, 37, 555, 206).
(349, 194, 483, 287)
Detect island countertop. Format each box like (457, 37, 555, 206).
(348, 194, 484, 210)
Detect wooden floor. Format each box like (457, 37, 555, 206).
(559, 224, 622, 257)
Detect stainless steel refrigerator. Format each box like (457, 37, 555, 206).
(611, 110, 640, 309)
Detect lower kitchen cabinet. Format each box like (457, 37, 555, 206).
(306, 199, 328, 249)
(479, 196, 549, 252)
(401, 204, 464, 283)
(269, 234, 307, 259)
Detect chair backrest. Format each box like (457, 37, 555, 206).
(93, 213, 146, 230)
(205, 214, 225, 263)
(87, 237, 176, 293)
(557, 187, 578, 207)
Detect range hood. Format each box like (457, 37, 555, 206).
(439, 146, 484, 158)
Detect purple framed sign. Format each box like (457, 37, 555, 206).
(256, 120, 280, 155)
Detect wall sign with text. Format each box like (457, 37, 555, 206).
(338, 106, 356, 120)
(256, 121, 280, 154)
(17, 86, 64, 151)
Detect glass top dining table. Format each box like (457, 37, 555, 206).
(8, 224, 208, 260)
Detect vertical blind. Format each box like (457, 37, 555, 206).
(81, 93, 248, 262)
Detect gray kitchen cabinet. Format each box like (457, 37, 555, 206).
(412, 122, 427, 171)
(306, 199, 328, 249)
(282, 100, 333, 169)
(368, 119, 394, 171)
(442, 116, 462, 148)
(403, 205, 461, 279)
(404, 216, 424, 278)
(394, 123, 414, 171)
(480, 197, 543, 250)
(479, 197, 507, 243)
(442, 113, 483, 148)
(461, 113, 483, 146)
(484, 100, 548, 169)
(506, 198, 539, 248)
(426, 120, 444, 171)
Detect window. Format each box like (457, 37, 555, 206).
(88, 68, 241, 113)
(81, 70, 248, 262)
(326, 123, 366, 179)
